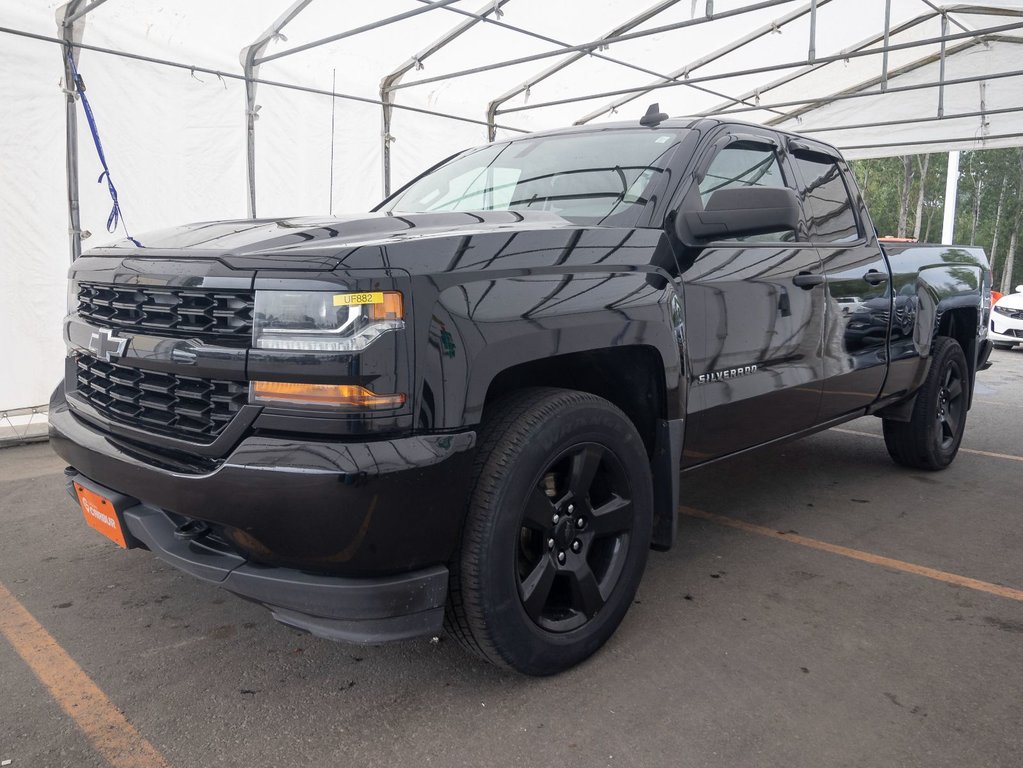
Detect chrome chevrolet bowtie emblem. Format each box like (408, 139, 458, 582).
(87, 328, 128, 361)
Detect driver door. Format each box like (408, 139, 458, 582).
(676, 131, 827, 465)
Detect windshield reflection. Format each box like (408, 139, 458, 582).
(382, 129, 689, 227)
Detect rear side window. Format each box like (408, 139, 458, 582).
(794, 156, 860, 243)
(697, 143, 793, 243)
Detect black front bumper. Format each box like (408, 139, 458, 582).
(67, 473, 449, 643)
(50, 390, 476, 644)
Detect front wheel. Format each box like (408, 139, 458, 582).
(882, 336, 969, 470)
(446, 388, 653, 675)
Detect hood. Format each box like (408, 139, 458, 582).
(94, 211, 575, 255)
(995, 291, 1023, 310)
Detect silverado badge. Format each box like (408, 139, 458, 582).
(697, 364, 758, 384)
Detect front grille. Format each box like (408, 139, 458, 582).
(75, 355, 247, 442)
(77, 283, 254, 345)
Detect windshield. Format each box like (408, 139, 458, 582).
(381, 129, 689, 226)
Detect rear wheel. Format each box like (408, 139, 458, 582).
(882, 336, 969, 470)
(446, 388, 653, 675)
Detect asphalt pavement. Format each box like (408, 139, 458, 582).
(1, 348, 1021, 768)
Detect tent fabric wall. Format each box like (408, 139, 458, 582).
(2, 0, 1022, 412)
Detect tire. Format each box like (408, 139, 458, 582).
(446, 387, 653, 676)
(882, 337, 970, 471)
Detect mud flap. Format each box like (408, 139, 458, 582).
(650, 418, 684, 551)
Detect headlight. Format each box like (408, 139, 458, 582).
(253, 290, 404, 352)
(993, 304, 1014, 317)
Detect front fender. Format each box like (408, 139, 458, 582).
(415, 269, 682, 429)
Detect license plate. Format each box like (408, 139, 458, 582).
(74, 482, 128, 548)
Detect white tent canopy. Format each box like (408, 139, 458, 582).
(1, 0, 1022, 414)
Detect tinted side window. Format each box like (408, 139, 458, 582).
(699, 144, 787, 203)
(697, 143, 794, 242)
(794, 157, 860, 243)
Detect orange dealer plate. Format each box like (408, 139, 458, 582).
(74, 482, 128, 548)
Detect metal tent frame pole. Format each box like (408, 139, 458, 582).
(388, 0, 801, 93)
(486, 0, 685, 139)
(2, 27, 532, 134)
(254, 0, 464, 67)
(240, 0, 314, 219)
(572, 0, 831, 126)
(713, 65, 1023, 119)
(406, 0, 774, 137)
(696, 10, 939, 118)
(380, 0, 512, 199)
(494, 19, 1023, 117)
(57, 0, 91, 263)
(786, 105, 1023, 135)
(758, 36, 994, 125)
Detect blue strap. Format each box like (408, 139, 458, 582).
(66, 48, 141, 247)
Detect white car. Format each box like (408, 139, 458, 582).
(991, 286, 1023, 349)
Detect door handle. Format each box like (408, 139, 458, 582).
(863, 270, 889, 285)
(792, 271, 824, 289)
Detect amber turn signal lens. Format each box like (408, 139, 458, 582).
(252, 381, 406, 409)
(368, 291, 403, 321)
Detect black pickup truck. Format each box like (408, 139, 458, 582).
(50, 111, 993, 675)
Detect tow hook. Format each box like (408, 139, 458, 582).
(173, 519, 211, 541)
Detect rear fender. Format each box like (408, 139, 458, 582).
(882, 246, 988, 402)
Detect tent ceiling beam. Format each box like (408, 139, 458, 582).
(697, 10, 938, 118)
(573, 0, 832, 126)
(720, 64, 1023, 119)
(917, 0, 971, 33)
(62, 0, 110, 28)
(388, 0, 802, 92)
(410, 0, 689, 88)
(484, 0, 688, 140)
(497, 17, 1023, 116)
(843, 130, 1021, 150)
(765, 34, 986, 124)
(254, 0, 463, 66)
(792, 104, 1023, 134)
(0, 27, 532, 133)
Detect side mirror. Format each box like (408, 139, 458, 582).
(679, 186, 800, 245)
(1016, 285, 1023, 294)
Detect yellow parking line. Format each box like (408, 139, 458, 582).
(681, 506, 1023, 602)
(0, 581, 171, 768)
(832, 427, 1023, 463)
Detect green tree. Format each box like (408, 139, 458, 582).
(849, 147, 1023, 291)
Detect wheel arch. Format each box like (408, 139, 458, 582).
(482, 345, 683, 552)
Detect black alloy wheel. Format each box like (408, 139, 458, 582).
(935, 360, 965, 451)
(446, 388, 653, 676)
(516, 443, 634, 633)
(882, 336, 970, 470)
